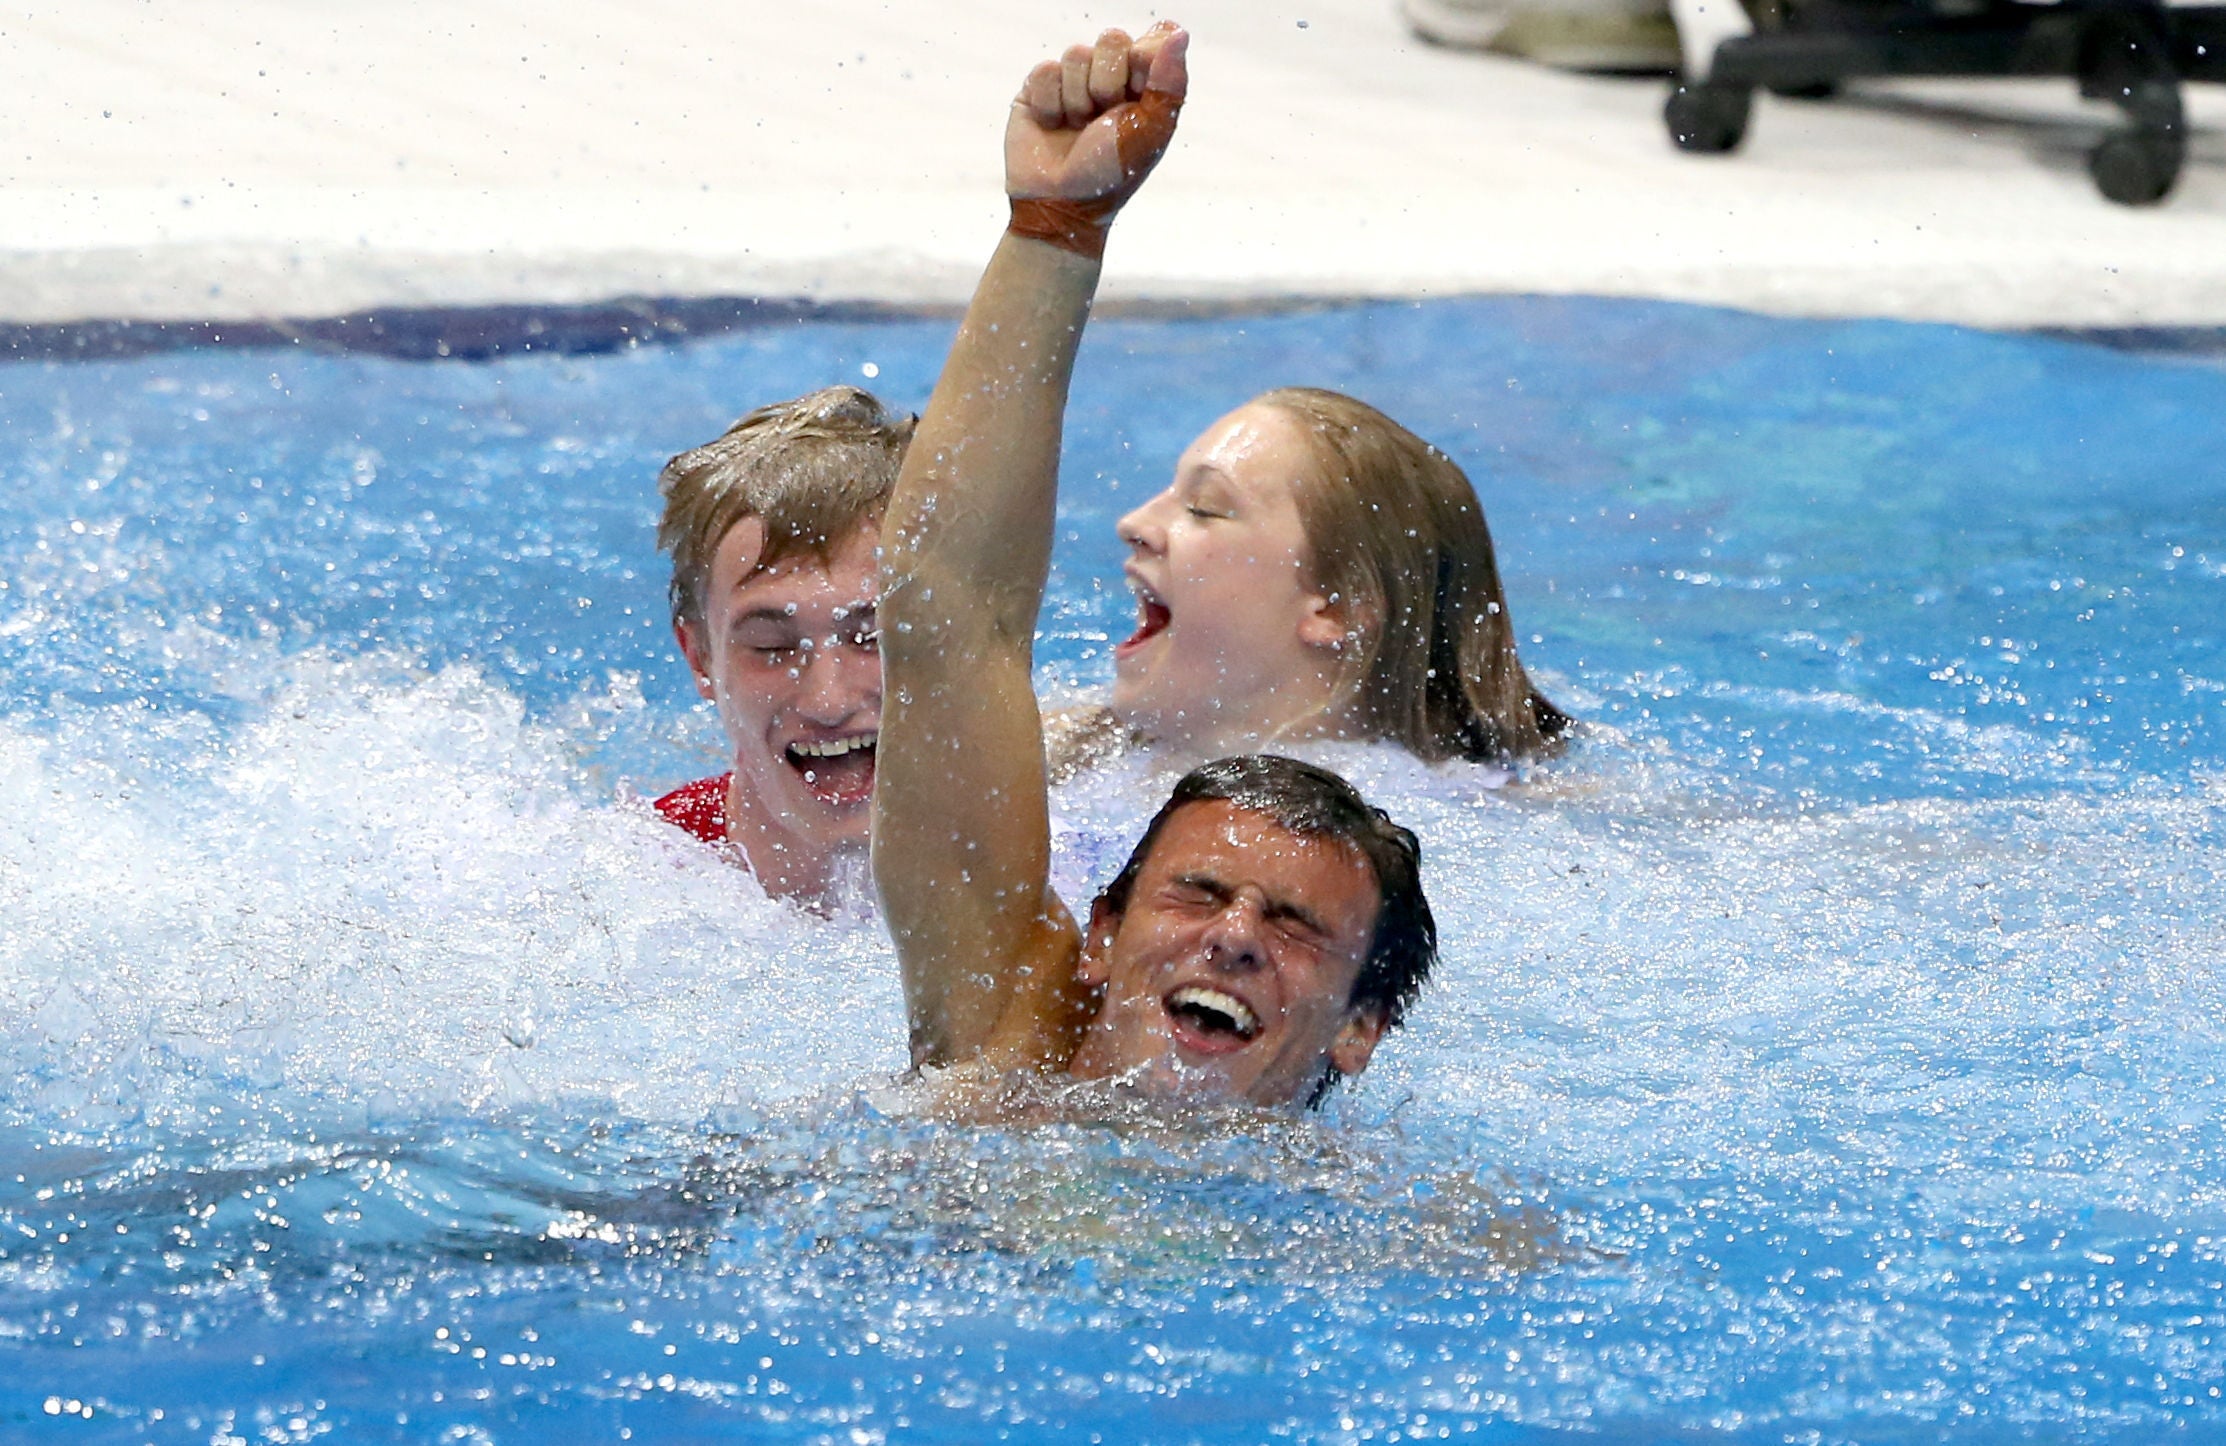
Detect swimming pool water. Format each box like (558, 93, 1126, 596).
(3, 295, 2226, 1442)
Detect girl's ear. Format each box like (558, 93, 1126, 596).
(1298, 589, 1369, 653)
(674, 619, 716, 700)
(1297, 592, 1344, 650)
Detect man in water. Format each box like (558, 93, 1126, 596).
(653, 386, 910, 907)
(874, 23, 1437, 1109)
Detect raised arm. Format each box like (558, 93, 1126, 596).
(874, 24, 1187, 1071)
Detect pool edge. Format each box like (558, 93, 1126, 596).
(8, 293, 2226, 365)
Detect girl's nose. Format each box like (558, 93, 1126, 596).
(1117, 492, 1172, 555)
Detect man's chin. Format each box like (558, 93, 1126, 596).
(733, 770, 872, 850)
(1120, 1048, 1244, 1104)
(795, 803, 873, 852)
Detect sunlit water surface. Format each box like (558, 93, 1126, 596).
(3, 297, 2225, 1443)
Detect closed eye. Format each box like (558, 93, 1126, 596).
(1265, 906, 1333, 947)
(1166, 873, 1230, 907)
(733, 629, 803, 656)
(1163, 878, 1332, 941)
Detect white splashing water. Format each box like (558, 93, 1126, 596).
(0, 649, 909, 1131)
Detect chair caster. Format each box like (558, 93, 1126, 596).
(2089, 128, 2183, 205)
(1666, 79, 1753, 152)
(2078, 13, 2185, 205)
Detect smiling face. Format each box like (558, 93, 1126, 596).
(1067, 800, 1390, 1108)
(674, 516, 881, 897)
(1112, 404, 1350, 752)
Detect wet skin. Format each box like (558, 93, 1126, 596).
(1113, 403, 1350, 752)
(674, 518, 880, 904)
(1068, 800, 1391, 1106)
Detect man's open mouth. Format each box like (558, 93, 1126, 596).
(1164, 984, 1261, 1053)
(784, 732, 877, 807)
(1114, 578, 1172, 660)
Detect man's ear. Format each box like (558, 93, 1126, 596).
(1327, 1005, 1390, 1079)
(673, 618, 715, 701)
(1076, 896, 1123, 991)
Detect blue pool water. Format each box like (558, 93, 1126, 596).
(3, 295, 2226, 1443)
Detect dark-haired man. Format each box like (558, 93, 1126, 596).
(1056, 754, 1435, 1106)
(873, 22, 1437, 1110)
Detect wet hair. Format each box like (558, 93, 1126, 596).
(656, 385, 915, 626)
(1254, 386, 1572, 764)
(1095, 754, 1438, 1052)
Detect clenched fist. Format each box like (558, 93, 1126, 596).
(1006, 22, 1189, 260)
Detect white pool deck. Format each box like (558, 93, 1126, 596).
(5, 0, 2226, 331)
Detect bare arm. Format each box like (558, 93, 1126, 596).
(874, 24, 1187, 1071)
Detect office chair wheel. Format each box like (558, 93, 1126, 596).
(2079, 12, 2185, 205)
(2089, 129, 2182, 205)
(1666, 79, 1753, 152)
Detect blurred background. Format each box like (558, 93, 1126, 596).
(3, 0, 2223, 339)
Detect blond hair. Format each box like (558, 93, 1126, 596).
(656, 385, 915, 625)
(1258, 387, 1571, 764)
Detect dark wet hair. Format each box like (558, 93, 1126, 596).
(1095, 755, 1438, 1048)
(657, 385, 915, 626)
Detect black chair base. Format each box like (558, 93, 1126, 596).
(1665, 0, 2224, 203)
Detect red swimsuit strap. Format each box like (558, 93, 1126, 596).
(652, 773, 730, 844)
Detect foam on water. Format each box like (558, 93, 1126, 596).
(4, 298, 2226, 1441)
(0, 656, 906, 1131)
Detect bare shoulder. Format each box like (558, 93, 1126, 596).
(1044, 703, 1141, 783)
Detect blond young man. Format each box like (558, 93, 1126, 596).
(654, 386, 911, 908)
